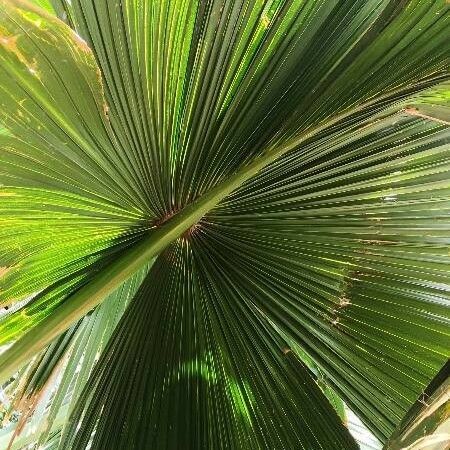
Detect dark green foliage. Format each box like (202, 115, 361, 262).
(0, 0, 448, 448)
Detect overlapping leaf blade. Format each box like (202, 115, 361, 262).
(0, 0, 150, 338)
(0, 265, 149, 449)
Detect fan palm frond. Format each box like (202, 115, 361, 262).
(0, 1, 448, 449)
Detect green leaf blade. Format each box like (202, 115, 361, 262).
(62, 246, 358, 450)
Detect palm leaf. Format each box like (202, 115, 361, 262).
(29, 0, 55, 14)
(0, 0, 449, 448)
(0, 0, 151, 340)
(385, 361, 450, 450)
(62, 248, 358, 449)
(208, 111, 450, 440)
(0, 265, 149, 448)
